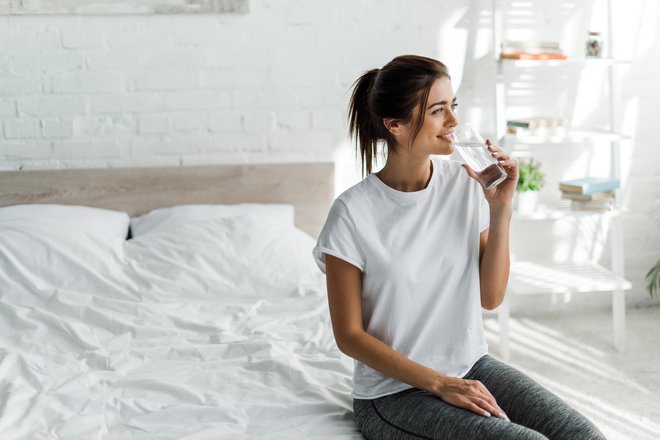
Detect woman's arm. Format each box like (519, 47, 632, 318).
(478, 207, 513, 310)
(465, 140, 519, 311)
(324, 253, 508, 419)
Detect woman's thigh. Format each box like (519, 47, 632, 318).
(463, 354, 606, 440)
(353, 387, 548, 440)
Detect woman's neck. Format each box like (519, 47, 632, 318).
(374, 155, 433, 192)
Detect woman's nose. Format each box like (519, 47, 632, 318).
(446, 109, 458, 127)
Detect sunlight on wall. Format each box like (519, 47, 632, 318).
(572, 66, 608, 128)
(436, 3, 490, 131)
(619, 95, 638, 209)
(473, 10, 494, 60)
(437, 7, 468, 89)
(614, 0, 651, 216)
(631, 0, 656, 57)
(558, 145, 609, 180)
(332, 139, 389, 198)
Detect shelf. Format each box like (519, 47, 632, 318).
(497, 57, 632, 68)
(582, 57, 633, 66)
(502, 128, 630, 145)
(492, 0, 628, 353)
(512, 201, 623, 220)
(508, 261, 632, 296)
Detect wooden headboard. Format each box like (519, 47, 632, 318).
(0, 162, 335, 239)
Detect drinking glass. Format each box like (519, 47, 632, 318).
(452, 123, 508, 189)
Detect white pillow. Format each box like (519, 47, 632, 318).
(130, 203, 295, 237)
(0, 220, 127, 293)
(0, 204, 130, 240)
(125, 214, 319, 297)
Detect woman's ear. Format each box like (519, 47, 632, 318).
(383, 118, 404, 136)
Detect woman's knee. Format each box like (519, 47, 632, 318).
(550, 415, 607, 440)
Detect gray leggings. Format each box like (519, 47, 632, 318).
(353, 354, 606, 439)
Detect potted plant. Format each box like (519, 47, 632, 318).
(515, 158, 545, 214)
(646, 258, 660, 298)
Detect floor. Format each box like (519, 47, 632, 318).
(483, 305, 660, 440)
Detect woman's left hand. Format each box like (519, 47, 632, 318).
(462, 139, 518, 211)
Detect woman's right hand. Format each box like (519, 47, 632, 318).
(432, 377, 510, 421)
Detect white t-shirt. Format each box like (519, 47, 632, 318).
(312, 157, 490, 399)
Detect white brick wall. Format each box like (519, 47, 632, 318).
(0, 0, 452, 170)
(42, 118, 74, 138)
(0, 0, 658, 311)
(4, 119, 40, 138)
(0, 99, 17, 116)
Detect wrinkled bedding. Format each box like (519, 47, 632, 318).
(0, 215, 361, 439)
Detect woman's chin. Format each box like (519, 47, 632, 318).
(435, 143, 454, 155)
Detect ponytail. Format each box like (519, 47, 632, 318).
(348, 68, 380, 178)
(347, 55, 451, 179)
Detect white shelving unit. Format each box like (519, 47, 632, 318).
(502, 129, 630, 145)
(488, 0, 632, 360)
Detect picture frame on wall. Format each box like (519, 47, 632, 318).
(0, 0, 249, 15)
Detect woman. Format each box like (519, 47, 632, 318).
(312, 55, 606, 439)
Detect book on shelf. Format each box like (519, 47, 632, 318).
(499, 40, 567, 60)
(506, 117, 568, 137)
(570, 199, 615, 212)
(500, 52, 568, 60)
(507, 117, 568, 129)
(559, 177, 620, 195)
(561, 190, 614, 201)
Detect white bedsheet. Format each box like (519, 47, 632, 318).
(0, 221, 362, 439)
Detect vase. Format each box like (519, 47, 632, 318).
(516, 191, 538, 214)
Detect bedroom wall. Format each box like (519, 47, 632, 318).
(0, 0, 449, 171)
(0, 0, 658, 312)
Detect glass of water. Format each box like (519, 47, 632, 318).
(452, 123, 508, 189)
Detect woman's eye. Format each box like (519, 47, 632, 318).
(432, 103, 458, 115)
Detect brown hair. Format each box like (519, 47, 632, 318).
(348, 55, 451, 178)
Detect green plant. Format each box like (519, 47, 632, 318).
(646, 258, 660, 298)
(516, 158, 545, 192)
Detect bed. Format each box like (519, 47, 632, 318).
(0, 162, 363, 439)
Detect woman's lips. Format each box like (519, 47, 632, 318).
(438, 133, 454, 142)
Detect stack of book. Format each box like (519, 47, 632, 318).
(559, 177, 620, 211)
(506, 117, 568, 136)
(499, 41, 567, 60)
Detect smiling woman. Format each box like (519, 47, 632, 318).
(314, 54, 607, 439)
